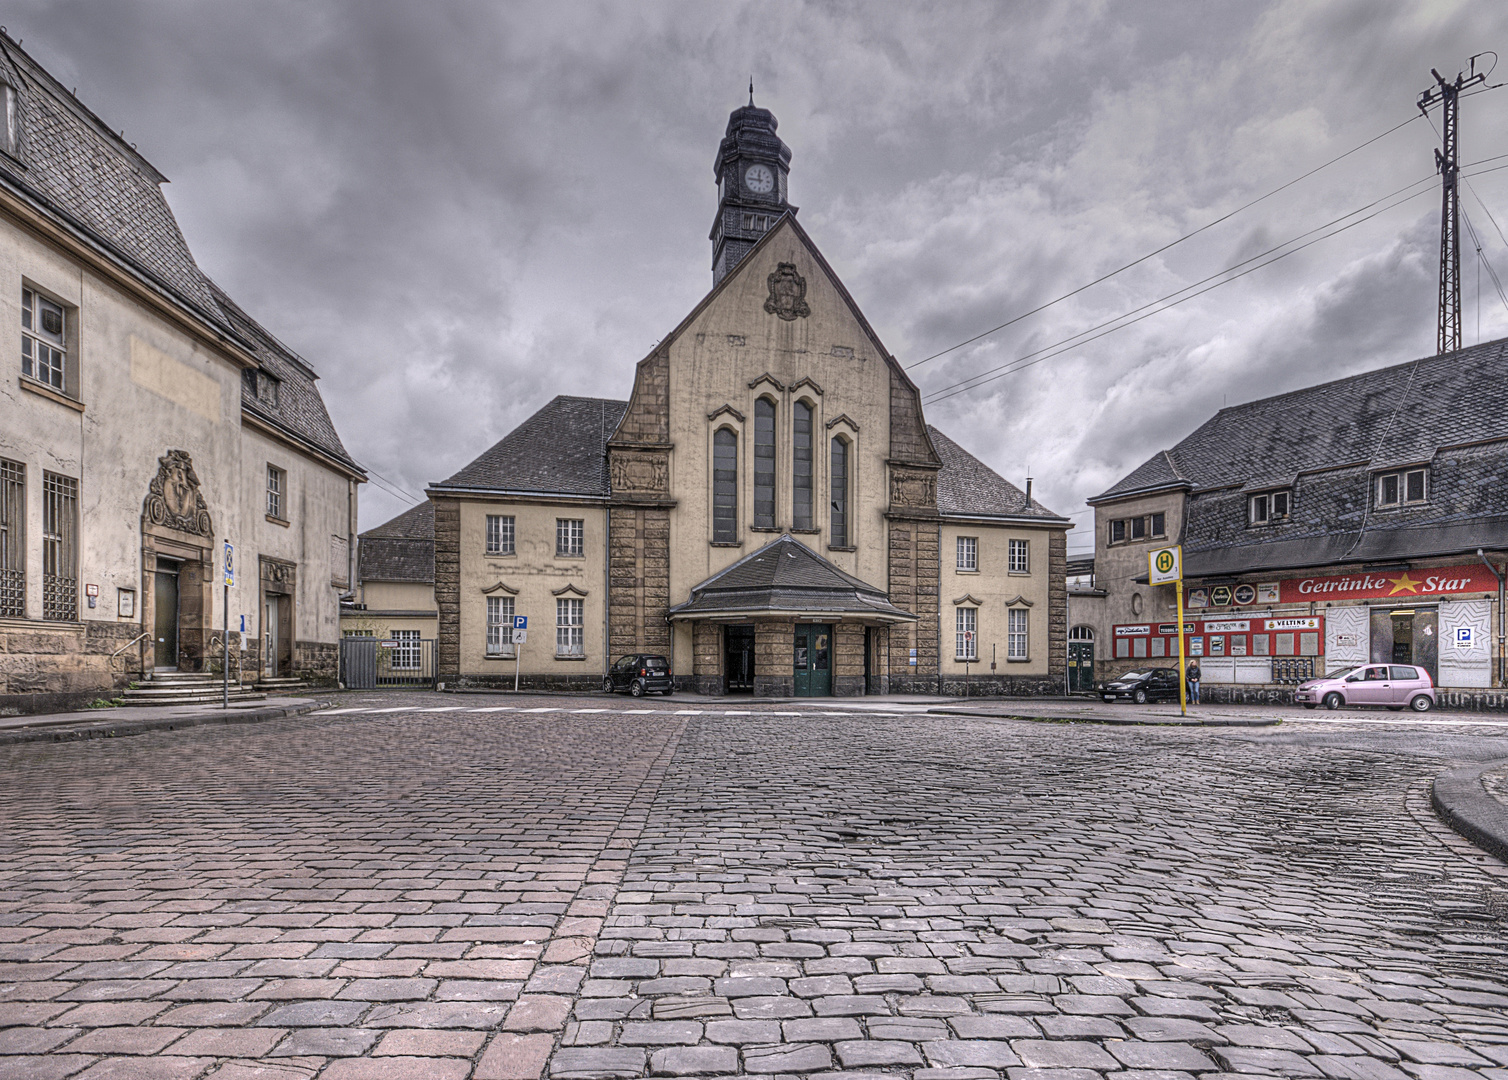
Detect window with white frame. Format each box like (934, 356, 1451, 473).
(486, 514, 515, 555)
(1375, 468, 1427, 508)
(956, 536, 978, 572)
(556, 518, 584, 557)
(1249, 490, 1290, 525)
(556, 597, 584, 656)
(955, 607, 977, 661)
(266, 464, 286, 520)
(1008, 538, 1029, 574)
(1008, 607, 1029, 660)
(390, 629, 421, 670)
(487, 595, 515, 657)
(22, 288, 66, 391)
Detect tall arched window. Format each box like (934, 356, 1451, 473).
(713, 428, 738, 542)
(754, 398, 776, 529)
(793, 401, 813, 530)
(829, 437, 849, 546)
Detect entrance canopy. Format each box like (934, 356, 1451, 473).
(669, 534, 917, 624)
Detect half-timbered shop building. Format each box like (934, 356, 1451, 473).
(1075, 339, 1508, 706)
(0, 32, 363, 712)
(428, 100, 1070, 696)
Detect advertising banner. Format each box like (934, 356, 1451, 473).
(1279, 566, 1499, 604)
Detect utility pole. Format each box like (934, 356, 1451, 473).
(1419, 57, 1489, 355)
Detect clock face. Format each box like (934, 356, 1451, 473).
(744, 163, 775, 195)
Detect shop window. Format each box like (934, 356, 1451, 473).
(1375, 468, 1427, 508)
(1249, 490, 1290, 525)
(1151, 637, 1166, 657)
(1253, 634, 1270, 656)
(1115, 637, 1129, 658)
(1275, 632, 1296, 656)
(1132, 637, 1147, 658)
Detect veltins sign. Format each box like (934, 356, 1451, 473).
(1279, 566, 1499, 604)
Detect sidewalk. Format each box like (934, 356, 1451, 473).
(0, 696, 329, 746)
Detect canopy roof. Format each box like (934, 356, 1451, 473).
(669, 535, 917, 623)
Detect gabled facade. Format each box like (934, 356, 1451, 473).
(428, 102, 1070, 696)
(1073, 339, 1508, 703)
(0, 32, 363, 712)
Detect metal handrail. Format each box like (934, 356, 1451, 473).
(110, 630, 151, 659)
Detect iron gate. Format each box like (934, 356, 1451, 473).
(341, 637, 436, 689)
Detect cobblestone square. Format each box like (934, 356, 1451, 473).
(3, 694, 1508, 1079)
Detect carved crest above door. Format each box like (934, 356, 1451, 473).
(143, 449, 213, 537)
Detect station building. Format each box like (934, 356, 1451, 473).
(425, 102, 1071, 696)
(1071, 340, 1507, 706)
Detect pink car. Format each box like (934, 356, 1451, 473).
(1294, 664, 1436, 712)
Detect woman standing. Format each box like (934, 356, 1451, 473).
(1186, 660, 1202, 705)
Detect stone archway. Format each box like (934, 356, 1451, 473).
(140, 450, 215, 672)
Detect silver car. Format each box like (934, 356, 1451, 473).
(1294, 664, 1436, 712)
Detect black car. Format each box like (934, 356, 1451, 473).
(1100, 668, 1181, 704)
(604, 654, 675, 697)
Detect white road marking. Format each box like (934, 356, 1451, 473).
(312, 708, 367, 715)
(519, 707, 560, 713)
(1291, 714, 1508, 729)
(415, 707, 467, 712)
(467, 707, 518, 713)
(365, 707, 415, 713)
(570, 708, 611, 713)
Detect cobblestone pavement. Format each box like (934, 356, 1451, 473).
(2, 697, 1508, 1080)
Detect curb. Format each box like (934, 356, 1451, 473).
(1431, 759, 1508, 863)
(926, 708, 1281, 728)
(0, 699, 331, 748)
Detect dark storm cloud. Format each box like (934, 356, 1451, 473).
(8, 0, 1508, 534)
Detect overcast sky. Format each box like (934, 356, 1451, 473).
(11, 1, 1508, 552)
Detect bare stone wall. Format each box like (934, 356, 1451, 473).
(834, 622, 865, 696)
(1048, 529, 1068, 689)
(752, 618, 794, 697)
(692, 621, 721, 695)
(608, 506, 672, 659)
(887, 517, 940, 693)
(432, 497, 461, 677)
(0, 620, 144, 715)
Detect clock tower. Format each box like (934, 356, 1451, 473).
(711, 91, 795, 285)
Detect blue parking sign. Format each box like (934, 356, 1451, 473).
(513, 616, 527, 630)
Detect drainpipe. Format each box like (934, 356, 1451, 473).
(1480, 549, 1506, 688)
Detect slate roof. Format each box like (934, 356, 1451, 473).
(434, 396, 628, 496)
(0, 33, 362, 477)
(669, 535, 916, 621)
(358, 501, 435, 584)
(0, 34, 227, 331)
(1094, 339, 1508, 502)
(210, 283, 360, 471)
(929, 427, 1069, 522)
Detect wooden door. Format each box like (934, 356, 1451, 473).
(153, 569, 178, 668)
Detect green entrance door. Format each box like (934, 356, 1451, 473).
(793, 623, 832, 696)
(1068, 640, 1095, 691)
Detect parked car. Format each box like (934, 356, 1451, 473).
(603, 654, 675, 697)
(1100, 668, 1182, 704)
(1293, 664, 1435, 712)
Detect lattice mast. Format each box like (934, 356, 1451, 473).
(1419, 60, 1487, 354)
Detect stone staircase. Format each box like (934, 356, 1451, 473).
(255, 675, 308, 696)
(121, 670, 266, 707)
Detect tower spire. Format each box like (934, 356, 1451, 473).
(749, 78, 754, 106)
(710, 96, 794, 284)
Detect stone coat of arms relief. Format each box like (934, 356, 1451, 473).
(143, 449, 214, 537)
(764, 263, 811, 321)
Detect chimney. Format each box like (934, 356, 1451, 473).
(1025, 476, 1033, 503)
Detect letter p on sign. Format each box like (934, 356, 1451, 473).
(1149, 546, 1182, 585)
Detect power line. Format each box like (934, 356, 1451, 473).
(1462, 208, 1508, 314)
(903, 113, 1424, 372)
(922, 174, 1436, 405)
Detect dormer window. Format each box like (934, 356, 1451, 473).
(1249, 490, 1290, 525)
(1376, 468, 1426, 508)
(0, 82, 15, 156)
